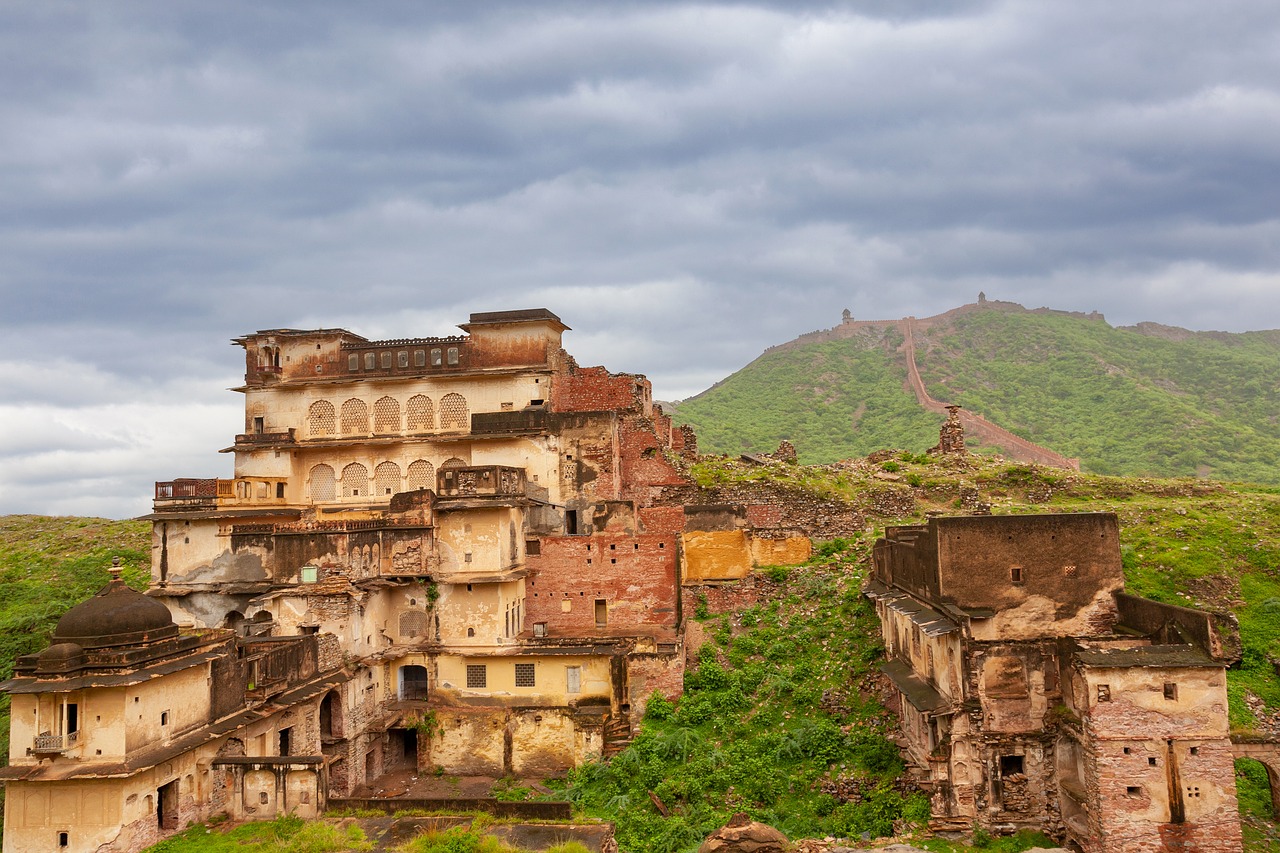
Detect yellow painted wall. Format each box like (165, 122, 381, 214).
(750, 536, 811, 567)
(681, 530, 752, 582)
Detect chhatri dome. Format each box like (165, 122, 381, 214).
(51, 557, 178, 651)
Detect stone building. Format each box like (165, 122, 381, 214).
(866, 512, 1243, 852)
(2, 309, 809, 852)
(0, 560, 340, 852)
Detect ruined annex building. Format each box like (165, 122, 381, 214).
(867, 512, 1245, 852)
(0, 309, 810, 852)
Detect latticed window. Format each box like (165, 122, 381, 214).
(442, 457, 467, 469)
(399, 611, 428, 639)
(341, 463, 369, 498)
(439, 393, 468, 430)
(514, 663, 535, 687)
(340, 399, 368, 433)
(374, 461, 402, 496)
(373, 396, 400, 433)
(407, 460, 434, 491)
(406, 395, 434, 431)
(466, 665, 487, 689)
(308, 401, 336, 436)
(310, 464, 336, 501)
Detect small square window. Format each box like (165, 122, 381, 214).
(1163, 682, 1178, 700)
(161, 711, 169, 726)
(1149, 756, 1158, 766)
(999, 755, 1024, 776)
(515, 663, 536, 687)
(466, 665, 487, 688)
(1097, 684, 1111, 703)
(1126, 786, 1142, 797)
(1010, 566, 1024, 584)
(1123, 747, 1131, 754)
(1189, 746, 1199, 756)
(414, 350, 426, 367)
(1064, 564, 1078, 577)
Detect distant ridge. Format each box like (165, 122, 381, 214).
(672, 298, 1280, 483)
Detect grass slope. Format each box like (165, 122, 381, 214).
(672, 308, 1280, 483)
(672, 327, 940, 463)
(0, 515, 150, 760)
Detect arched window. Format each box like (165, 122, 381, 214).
(441, 457, 467, 469)
(374, 462, 401, 496)
(340, 399, 368, 434)
(439, 393, 468, 430)
(308, 401, 336, 437)
(310, 464, 336, 501)
(341, 463, 369, 498)
(407, 460, 434, 491)
(406, 395, 434, 431)
(373, 396, 400, 433)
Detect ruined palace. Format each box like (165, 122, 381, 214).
(867, 512, 1244, 852)
(0, 309, 809, 853)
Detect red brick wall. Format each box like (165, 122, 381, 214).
(682, 574, 776, 617)
(526, 534, 679, 634)
(628, 651, 686, 720)
(552, 366, 644, 413)
(638, 506, 686, 535)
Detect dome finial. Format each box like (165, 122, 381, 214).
(109, 556, 123, 581)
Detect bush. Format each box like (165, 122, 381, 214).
(644, 692, 674, 722)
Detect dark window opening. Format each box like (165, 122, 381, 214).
(1149, 756, 1158, 766)
(1163, 682, 1178, 700)
(278, 727, 292, 756)
(276, 482, 285, 499)
(1127, 786, 1142, 797)
(566, 510, 579, 535)
(1189, 746, 1199, 756)
(66, 703, 78, 735)
(595, 599, 607, 628)
(58, 831, 69, 848)
(253, 417, 265, 434)
(400, 665, 428, 701)
(526, 539, 541, 556)
(1000, 755, 1024, 776)
(1097, 684, 1111, 702)
(1010, 566, 1023, 584)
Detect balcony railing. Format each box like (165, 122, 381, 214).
(155, 479, 223, 499)
(235, 429, 296, 446)
(33, 731, 79, 753)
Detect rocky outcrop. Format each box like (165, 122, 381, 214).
(696, 814, 788, 853)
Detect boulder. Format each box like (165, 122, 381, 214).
(697, 814, 788, 853)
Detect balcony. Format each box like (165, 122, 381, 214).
(153, 477, 290, 511)
(32, 731, 79, 754)
(436, 466, 526, 500)
(234, 428, 296, 447)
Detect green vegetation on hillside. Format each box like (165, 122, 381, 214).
(672, 308, 1280, 483)
(561, 539, 926, 853)
(918, 311, 1280, 481)
(0, 515, 150, 760)
(673, 330, 940, 463)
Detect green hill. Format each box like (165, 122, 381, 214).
(671, 303, 1280, 483)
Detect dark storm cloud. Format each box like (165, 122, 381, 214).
(3, 0, 1280, 515)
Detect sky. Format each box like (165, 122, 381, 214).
(3, 0, 1280, 518)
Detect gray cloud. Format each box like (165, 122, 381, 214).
(3, 0, 1280, 516)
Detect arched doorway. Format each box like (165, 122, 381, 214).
(320, 690, 344, 741)
(1236, 757, 1280, 820)
(398, 665, 428, 701)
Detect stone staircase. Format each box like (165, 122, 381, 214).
(602, 716, 634, 758)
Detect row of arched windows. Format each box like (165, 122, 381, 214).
(309, 458, 468, 500)
(306, 394, 469, 438)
